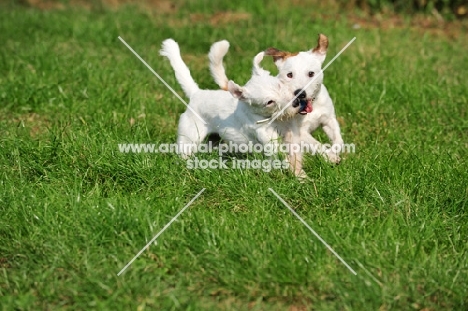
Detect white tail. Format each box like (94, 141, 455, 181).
(208, 40, 230, 91)
(160, 39, 199, 98)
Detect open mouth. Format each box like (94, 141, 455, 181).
(298, 99, 313, 115)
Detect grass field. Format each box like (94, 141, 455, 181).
(1, 0, 467, 310)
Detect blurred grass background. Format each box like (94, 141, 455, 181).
(0, 0, 467, 310)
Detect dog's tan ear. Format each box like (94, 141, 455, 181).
(264, 47, 289, 63)
(265, 48, 299, 69)
(312, 34, 328, 62)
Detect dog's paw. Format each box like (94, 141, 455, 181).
(296, 169, 309, 182)
(178, 152, 191, 160)
(324, 150, 341, 165)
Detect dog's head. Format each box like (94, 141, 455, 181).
(265, 34, 328, 111)
(227, 51, 305, 119)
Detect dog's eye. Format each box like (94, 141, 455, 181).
(287, 72, 293, 78)
(266, 100, 275, 106)
(308, 71, 315, 77)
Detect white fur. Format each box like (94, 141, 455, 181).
(160, 39, 308, 177)
(209, 35, 344, 164)
(208, 40, 230, 90)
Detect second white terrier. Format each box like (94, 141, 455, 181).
(209, 34, 344, 164)
(160, 39, 312, 177)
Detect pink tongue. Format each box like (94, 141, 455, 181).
(305, 100, 313, 113)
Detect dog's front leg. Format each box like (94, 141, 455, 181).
(322, 117, 343, 164)
(284, 129, 307, 179)
(287, 151, 306, 179)
(300, 132, 324, 156)
(300, 132, 338, 164)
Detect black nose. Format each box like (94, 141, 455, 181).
(292, 98, 299, 107)
(294, 89, 306, 99)
(292, 89, 306, 107)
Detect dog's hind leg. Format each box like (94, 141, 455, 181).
(176, 113, 209, 158)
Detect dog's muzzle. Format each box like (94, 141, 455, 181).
(293, 89, 313, 115)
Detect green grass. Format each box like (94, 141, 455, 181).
(1, 0, 467, 310)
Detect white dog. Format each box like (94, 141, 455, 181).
(160, 39, 311, 176)
(209, 34, 343, 164)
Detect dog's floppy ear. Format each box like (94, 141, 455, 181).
(227, 80, 245, 100)
(311, 33, 328, 64)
